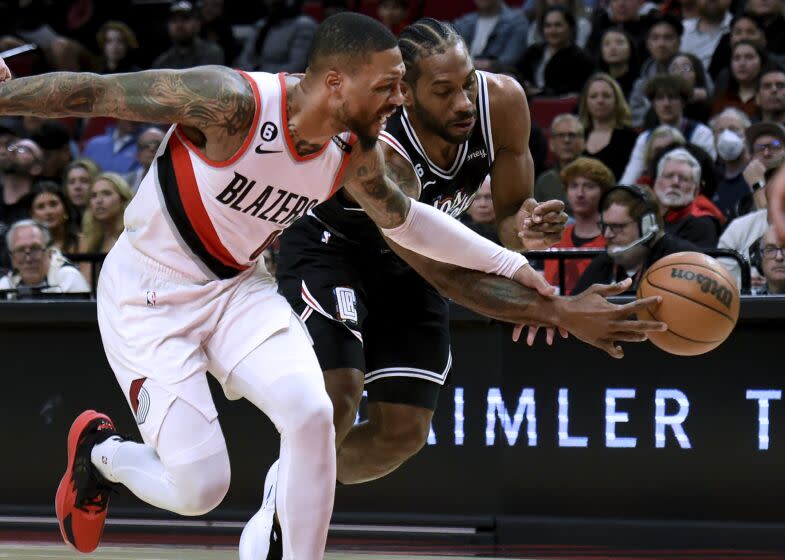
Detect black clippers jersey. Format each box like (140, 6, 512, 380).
(310, 70, 495, 250)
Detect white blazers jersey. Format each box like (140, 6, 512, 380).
(124, 71, 355, 280)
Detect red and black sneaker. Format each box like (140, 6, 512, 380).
(55, 410, 119, 553)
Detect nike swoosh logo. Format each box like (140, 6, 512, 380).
(255, 145, 283, 154)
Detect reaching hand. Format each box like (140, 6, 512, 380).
(0, 58, 11, 84)
(558, 278, 667, 359)
(510, 263, 568, 346)
(517, 198, 568, 250)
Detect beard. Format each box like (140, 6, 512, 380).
(657, 190, 693, 209)
(410, 96, 477, 144)
(1, 160, 30, 176)
(340, 104, 380, 152)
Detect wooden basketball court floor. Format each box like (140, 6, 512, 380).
(0, 544, 505, 560)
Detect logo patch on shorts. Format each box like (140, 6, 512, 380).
(146, 291, 156, 307)
(334, 287, 358, 322)
(130, 378, 150, 425)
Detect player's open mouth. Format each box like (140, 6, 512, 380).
(377, 108, 396, 125)
(451, 118, 475, 131)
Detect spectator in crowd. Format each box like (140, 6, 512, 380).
(573, 183, 699, 294)
(597, 28, 640, 99)
(463, 175, 500, 243)
(29, 181, 81, 255)
(709, 12, 768, 81)
(653, 147, 720, 247)
(62, 159, 100, 221)
(378, 0, 412, 35)
(579, 73, 637, 180)
(748, 0, 785, 55)
(712, 41, 765, 118)
(740, 122, 785, 212)
(756, 67, 785, 125)
(666, 52, 712, 124)
(680, 0, 732, 71)
(640, 125, 686, 182)
(31, 121, 74, 184)
(621, 75, 715, 184)
(96, 21, 140, 74)
(0, 123, 18, 164)
(718, 166, 775, 290)
(0, 219, 89, 295)
(710, 108, 753, 221)
(79, 172, 133, 256)
(82, 119, 139, 174)
(527, 0, 592, 48)
(535, 114, 585, 209)
(758, 225, 785, 294)
(235, 0, 317, 73)
(628, 14, 683, 127)
(0, 139, 42, 227)
(152, 1, 224, 70)
(543, 157, 612, 294)
(125, 127, 165, 194)
(199, 0, 240, 64)
(517, 6, 594, 96)
(453, 0, 529, 72)
(585, 0, 658, 56)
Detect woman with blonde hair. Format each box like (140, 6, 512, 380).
(579, 73, 637, 181)
(79, 173, 133, 281)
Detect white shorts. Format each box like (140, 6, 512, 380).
(97, 234, 296, 446)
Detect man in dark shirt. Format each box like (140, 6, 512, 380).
(0, 137, 42, 271)
(152, 1, 224, 70)
(573, 183, 698, 294)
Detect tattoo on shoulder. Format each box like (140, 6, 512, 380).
(385, 156, 420, 199)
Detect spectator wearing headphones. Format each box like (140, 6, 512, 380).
(572, 183, 699, 294)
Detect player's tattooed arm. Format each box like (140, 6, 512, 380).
(380, 143, 421, 199)
(343, 143, 412, 229)
(0, 65, 254, 159)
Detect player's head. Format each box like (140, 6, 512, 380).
(398, 18, 478, 144)
(308, 12, 405, 150)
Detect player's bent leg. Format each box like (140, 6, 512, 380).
(93, 398, 231, 516)
(226, 314, 336, 560)
(337, 402, 434, 485)
(324, 367, 365, 446)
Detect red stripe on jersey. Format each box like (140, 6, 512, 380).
(169, 134, 249, 272)
(326, 133, 356, 200)
(175, 70, 262, 168)
(279, 73, 329, 162)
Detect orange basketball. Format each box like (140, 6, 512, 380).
(636, 251, 740, 356)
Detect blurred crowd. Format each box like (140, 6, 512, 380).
(0, 0, 783, 298)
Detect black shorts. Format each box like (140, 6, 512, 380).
(276, 215, 451, 410)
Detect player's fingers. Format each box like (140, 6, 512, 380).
(620, 295, 663, 315)
(600, 340, 624, 359)
(559, 327, 569, 338)
(535, 210, 569, 224)
(522, 222, 565, 234)
(610, 331, 649, 342)
(532, 200, 565, 217)
(612, 319, 668, 332)
(592, 277, 632, 296)
(546, 327, 555, 345)
(527, 326, 539, 346)
(512, 324, 524, 342)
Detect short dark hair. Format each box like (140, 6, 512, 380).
(645, 74, 691, 104)
(307, 12, 398, 73)
(398, 18, 465, 85)
(647, 13, 684, 38)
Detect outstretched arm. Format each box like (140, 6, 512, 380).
(343, 143, 530, 282)
(384, 237, 666, 359)
(0, 62, 254, 161)
(771, 163, 785, 244)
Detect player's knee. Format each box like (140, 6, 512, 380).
(293, 389, 335, 440)
(324, 368, 364, 439)
(170, 455, 231, 516)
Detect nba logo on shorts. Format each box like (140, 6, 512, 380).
(130, 378, 151, 425)
(146, 291, 156, 307)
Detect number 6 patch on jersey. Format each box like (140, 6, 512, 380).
(334, 286, 358, 324)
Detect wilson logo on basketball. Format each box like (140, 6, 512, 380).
(670, 268, 734, 309)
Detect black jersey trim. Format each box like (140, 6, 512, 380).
(477, 71, 495, 166)
(400, 108, 468, 180)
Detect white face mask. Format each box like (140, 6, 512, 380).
(716, 129, 745, 161)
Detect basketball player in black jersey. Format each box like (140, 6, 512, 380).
(240, 18, 667, 560)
